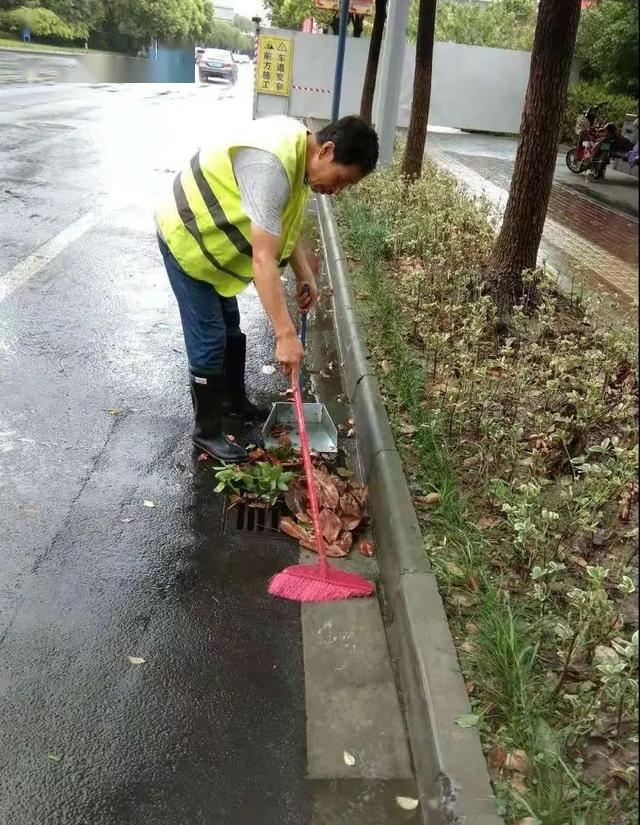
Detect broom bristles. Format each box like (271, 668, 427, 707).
(268, 564, 374, 602)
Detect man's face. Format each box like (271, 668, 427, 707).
(307, 140, 364, 196)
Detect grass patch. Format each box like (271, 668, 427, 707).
(0, 31, 107, 54)
(335, 152, 639, 824)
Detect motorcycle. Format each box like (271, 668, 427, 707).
(566, 103, 634, 180)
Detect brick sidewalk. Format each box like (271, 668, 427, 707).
(431, 148, 638, 312)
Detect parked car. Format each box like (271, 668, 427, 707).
(198, 48, 238, 84)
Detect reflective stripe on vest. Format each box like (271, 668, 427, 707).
(155, 116, 311, 297)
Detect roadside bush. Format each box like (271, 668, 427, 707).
(0, 7, 88, 40)
(560, 80, 637, 144)
(336, 152, 639, 823)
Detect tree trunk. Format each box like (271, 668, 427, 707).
(359, 0, 386, 124)
(351, 13, 364, 37)
(401, 0, 437, 179)
(487, 0, 582, 309)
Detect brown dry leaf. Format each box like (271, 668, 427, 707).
(333, 531, 354, 555)
(299, 535, 318, 552)
(465, 681, 475, 695)
(313, 469, 340, 510)
(197, 452, 209, 462)
(380, 360, 391, 375)
(478, 515, 500, 529)
(488, 744, 507, 780)
(341, 514, 362, 532)
(460, 640, 479, 655)
(333, 477, 348, 495)
(349, 484, 369, 509)
(226, 434, 236, 443)
(284, 486, 308, 520)
(415, 492, 441, 506)
(358, 539, 375, 557)
(505, 749, 532, 775)
(465, 622, 480, 635)
(468, 575, 479, 592)
(319, 508, 342, 544)
(299, 533, 351, 557)
(280, 517, 311, 542)
(247, 448, 267, 462)
(574, 556, 589, 568)
(340, 492, 362, 519)
(448, 593, 473, 608)
(507, 772, 528, 794)
(513, 818, 538, 825)
(398, 422, 417, 436)
(462, 454, 481, 468)
(445, 561, 464, 578)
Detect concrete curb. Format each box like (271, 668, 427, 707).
(0, 45, 85, 57)
(316, 194, 504, 825)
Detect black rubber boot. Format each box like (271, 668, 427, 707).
(224, 333, 271, 422)
(191, 372, 247, 463)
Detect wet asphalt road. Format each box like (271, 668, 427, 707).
(0, 71, 316, 824)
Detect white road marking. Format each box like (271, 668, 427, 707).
(0, 210, 98, 303)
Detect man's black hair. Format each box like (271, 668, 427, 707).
(316, 115, 379, 175)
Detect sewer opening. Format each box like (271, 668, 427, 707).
(223, 497, 292, 538)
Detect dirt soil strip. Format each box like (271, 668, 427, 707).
(316, 192, 504, 825)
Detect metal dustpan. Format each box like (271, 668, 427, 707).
(263, 400, 338, 454)
(262, 308, 338, 454)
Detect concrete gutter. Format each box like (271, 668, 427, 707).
(316, 194, 504, 825)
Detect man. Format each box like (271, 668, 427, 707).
(155, 114, 378, 462)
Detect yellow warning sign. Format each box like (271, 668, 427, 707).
(257, 34, 293, 97)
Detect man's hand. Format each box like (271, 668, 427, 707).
(276, 328, 304, 383)
(292, 243, 320, 313)
(296, 277, 319, 313)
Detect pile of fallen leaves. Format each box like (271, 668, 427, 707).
(202, 444, 374, 558)
(280, 461, 373, 558)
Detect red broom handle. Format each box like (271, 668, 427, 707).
(292, 381, 329, 576)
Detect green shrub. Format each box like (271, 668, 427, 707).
(344, 152, 496, 271)
(336, 153, 639, 823)
(0, 7, 88, 41)
(560, 80, 637, 144)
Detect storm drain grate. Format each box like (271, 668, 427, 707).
(222, 498, 292, 540)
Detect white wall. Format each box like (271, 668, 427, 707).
(256, 28, 578, 134)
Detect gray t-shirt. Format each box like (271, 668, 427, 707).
(231, 147, 290, 238)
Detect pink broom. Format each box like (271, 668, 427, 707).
(268, 380, 375, 602)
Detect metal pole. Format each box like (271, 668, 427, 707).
(372, 0, 410, 166)
(331, 0, 351, 122)
(251, 16, 261, 121)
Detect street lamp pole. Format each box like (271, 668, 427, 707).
(331, 0, 351, 122)
(251, 16, 261, 121)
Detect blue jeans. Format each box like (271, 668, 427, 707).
(158, 234, 241, 375)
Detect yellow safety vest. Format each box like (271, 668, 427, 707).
(155, 116, 311, 297)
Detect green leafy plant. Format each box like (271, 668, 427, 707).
(213, 462, 295, 507)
